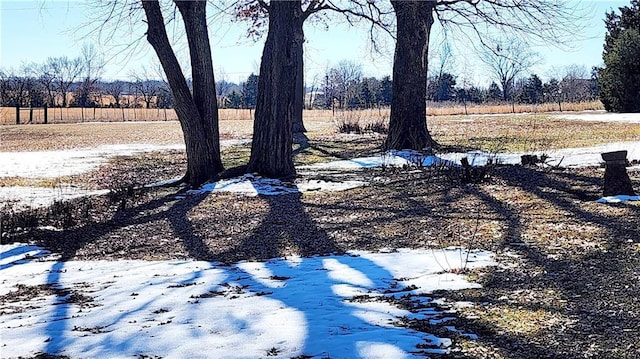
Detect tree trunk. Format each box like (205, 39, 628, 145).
(292, 33, 306, 133)
(142, 0, 223, 187)
(176, 0, 224, 181)
(385, 1, 438, 151)
(247, 1, 302, 179)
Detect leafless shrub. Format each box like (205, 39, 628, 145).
(335, 116, 363, 134)
(363, 118, 388, 134)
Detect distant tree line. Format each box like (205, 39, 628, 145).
(0, 58, 174, 110)
(0, 64, 264, 111)
(2, 57, 600, 113)
(313, 60, 599, 111)
(427, 70, 599, 106)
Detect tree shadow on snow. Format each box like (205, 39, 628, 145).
(24, 180, 455, 358)
(206, 184, 445, 357)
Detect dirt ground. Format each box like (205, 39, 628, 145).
(1, 113, 640, 358)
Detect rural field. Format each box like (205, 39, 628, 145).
(1, 110, 640, 358)
(0, 101, 603, 125)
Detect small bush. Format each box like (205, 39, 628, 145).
(335, 111, 389, 134)
(363, 118, 388, 134)
(335, 117, 363, 134)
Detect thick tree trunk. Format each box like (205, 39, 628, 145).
(385, 1, 438, 151)
(292, 35, 306, 133)
(247, 1, 303, 179)
(176, 0, 224, 181)
(142, 0, 223, 187)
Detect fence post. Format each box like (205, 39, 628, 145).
(29, 107, 34, 123)
(44, 105, 48, 124)
(15, 106, 19, 124)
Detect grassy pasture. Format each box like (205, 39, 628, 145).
(1, 101, 603, 125)
(1, 110, 637, 154)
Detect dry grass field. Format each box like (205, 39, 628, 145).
(1, 101, 603, 125)
(2, 109, 640, 359)
(1, 110, 637, 153)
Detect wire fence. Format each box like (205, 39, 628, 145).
(1, 100, 605, 126)
(0, 107, 181, 125)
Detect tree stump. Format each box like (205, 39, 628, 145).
(601, 150, 636, 196)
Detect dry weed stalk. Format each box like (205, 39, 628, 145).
(432, 210, 483, 274)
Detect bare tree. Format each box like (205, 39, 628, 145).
(479, 38, 541, 101)
(325, 60, 363, 109)
(74, 44, 105, 107)
(240, 0, 342, 178)
(102, 81, 126, 107)
(552, 64, 596, 102)
(130, 68, 161, 109)
(385, 0, 436, 150)
(215, 70, 234, 108)
(0, 66, 41, 108)
(384, 0, 587, 150)
(235, 0, 391, 139)
(0, 70, 10, 106)
(47, 56, 83, 107)
(141, 0, 224, 186)
(244, 0, 304, 178)
(34, 62, 58, 107)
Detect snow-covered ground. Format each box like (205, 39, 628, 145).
(303, 142, 640, 169)
(1, 243, 495, 358)
(2, 140, 639, 208)
(553, 111, 640, 123)
(191, 173, 368, 197)
(0, 144, 184, 179)
(0, 140, 249, 178)
(0, 186, 109, 210)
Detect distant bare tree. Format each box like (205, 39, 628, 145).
(0, 70, 24, 107)
(215, 70, 235, 108)
(102, 81, 126, 107)
(325, 60, 363, 109)
(0, 70, 10, 106)
(557, 64, 595, 102)
(130, 68, 160, 109)
(47, 56, 83, 107)
(479, 38, 541, 101)
(0, 66, 39, 107)
(33, 62, 58, 107)
(74, 44, 105, 107)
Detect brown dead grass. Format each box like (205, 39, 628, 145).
(1, 101, 603, 125)
(427, 100, 604, 116)
(2, 111, 637, 154)
(429, 114, 640, 152)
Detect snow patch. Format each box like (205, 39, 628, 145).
(0, 144, 185, 178)
(554, 112, 640, 123)
(596, 195, 640, 203)
(0, 140, 249, 179)
(0, 243, 495, 358)
(305, 142, 640, 170)
(0, 186, 109, 209)
(191, 174, 368, 196)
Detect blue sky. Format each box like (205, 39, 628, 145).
(0, 0, 631, 86)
